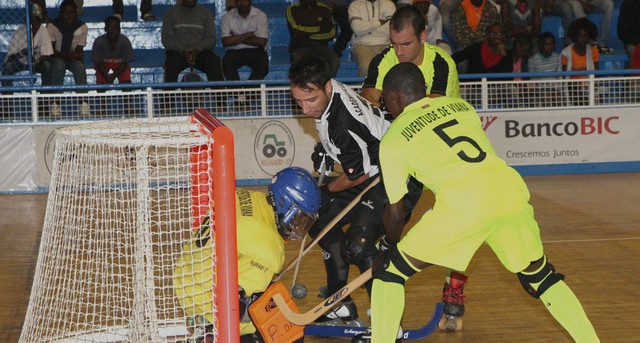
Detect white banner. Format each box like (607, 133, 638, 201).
(0, 127, 37, 192)
(480, 106, 640, 165)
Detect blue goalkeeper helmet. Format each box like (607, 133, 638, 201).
(268, 167, 321, 240)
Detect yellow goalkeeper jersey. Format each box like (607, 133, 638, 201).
(380, 96, 531, 215)
(173, 189, 285, 334)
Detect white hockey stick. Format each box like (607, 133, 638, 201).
(273, 176, 380, 282)
(273, 269, 373, 326)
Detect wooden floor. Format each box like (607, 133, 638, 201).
(1, 173, 639, 342)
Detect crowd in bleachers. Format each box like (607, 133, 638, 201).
(1, 0, 639, 100)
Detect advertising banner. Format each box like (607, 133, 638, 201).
(480, 106, 640, 165)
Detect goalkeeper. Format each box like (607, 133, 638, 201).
(173, 167, 321, 343)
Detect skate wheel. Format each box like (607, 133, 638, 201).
(438, 314, 463, 331)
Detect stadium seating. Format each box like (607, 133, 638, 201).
(0, 0, 629, 84)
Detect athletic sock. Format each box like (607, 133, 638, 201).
(371, 261, 409, 343)
(539, 281, 599, 342)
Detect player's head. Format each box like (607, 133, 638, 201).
(389, 6, 426, 64)
(288, 56, 333, 119)
(382, 62, 426, 118)
(268, 167, 321, 241)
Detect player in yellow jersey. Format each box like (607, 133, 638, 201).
(173, 167, 321, 343)
(365, 62, 599, 342)
(361, 5, 460, 108)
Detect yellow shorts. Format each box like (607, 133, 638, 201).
(398, 204, 544, 273)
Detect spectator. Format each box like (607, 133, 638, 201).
(47, 0, 88, 87)
(438, 0, 462, 47)
(512, 33, 532, 75)
(561, 17, 599, 77)
(451, 0, 500, 51)
(1, 3, 53, 91)
(528, 31, 561, 75)
(220, 0, 269, 81)
(287, 0, 339, 77)
(329, 0, 354, 57)
(528, 32, 564, 106)
(161, 0, 223, 83)
(452, 23, 512, 74)
(561, 18, 599, 105)
(113, 0, 156, 22)
(33, 0, 84, 22)
(348, 0, 396, 76)
(91, 16, 134, 85)
(580, 0, 614, 53)
(617, 0, 640, 66)
(499, 0, 540, 42)
(414, 0, 453, 54)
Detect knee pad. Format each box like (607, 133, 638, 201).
(517, 256, 565, 299)
(341, 228, 379, 265)
(373, 246, 419, 286)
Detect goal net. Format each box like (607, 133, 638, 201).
(20, 111, 239, 342)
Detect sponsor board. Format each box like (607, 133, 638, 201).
(480, 107, 640, 165)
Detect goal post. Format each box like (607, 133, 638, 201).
(20, 110, 239, 343)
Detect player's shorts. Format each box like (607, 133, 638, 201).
(398, 203, 544, 273)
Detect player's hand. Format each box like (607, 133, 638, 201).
(311, 142, 334, 175)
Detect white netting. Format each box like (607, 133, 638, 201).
(20, 118, 224, 342)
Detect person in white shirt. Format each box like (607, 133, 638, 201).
(221, 0, 269, 81)
(2, 3, 53, 90)
(348, 0, 396, 76)
(413, 0, 452, 54)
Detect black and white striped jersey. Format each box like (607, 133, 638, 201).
(316, 79, 390, 180)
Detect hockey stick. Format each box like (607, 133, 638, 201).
(273, 269, 372, 326)
(273, 176, 380, 282)
(303, 302, 444, 340)
(289, 161, 327, 290)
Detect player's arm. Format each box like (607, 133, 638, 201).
(326, 173, 369, 192)
(361, 48, 388, 106)
(383, 199, 406, 244)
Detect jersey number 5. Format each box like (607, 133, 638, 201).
(433, 119, 487, 163)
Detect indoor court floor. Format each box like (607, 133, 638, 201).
(1, 172, 639, 342)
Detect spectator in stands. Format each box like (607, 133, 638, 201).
(91, 16, 134, 85)
(33, 0, 84, 22)
(452, 23, 512, 74)
(451, 0, 500, 52)
(220, 0, 269, 81)
(580, 0, 614, 53)
(113, 0, 156, 22)
(287, 0, 339, 77)
(617, 0, 640, 67)
(562, 18, 599, 105)
(48, 0, 88, 87)
(499, 0, 540, 44)
(348, 0, 395, 76)
(438, 0, 462, 47)
(561, 17, 599, 77)
(161, 0, 223, 83)
(1, 3, 53, 92)
(528, 32, 564, 105)
(511, 33, 532, 75)
(329, 0, 355, 57)
(414, 0, 453, 54)
(528, 31, 561, 75)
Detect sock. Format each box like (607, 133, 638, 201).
(539, 281, 599, 343)
(370, 261, 408, 343)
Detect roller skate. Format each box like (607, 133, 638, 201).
(314, 297, 365, 327)
(183, 315, 214, 343)
(438, 271, 467, 331)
